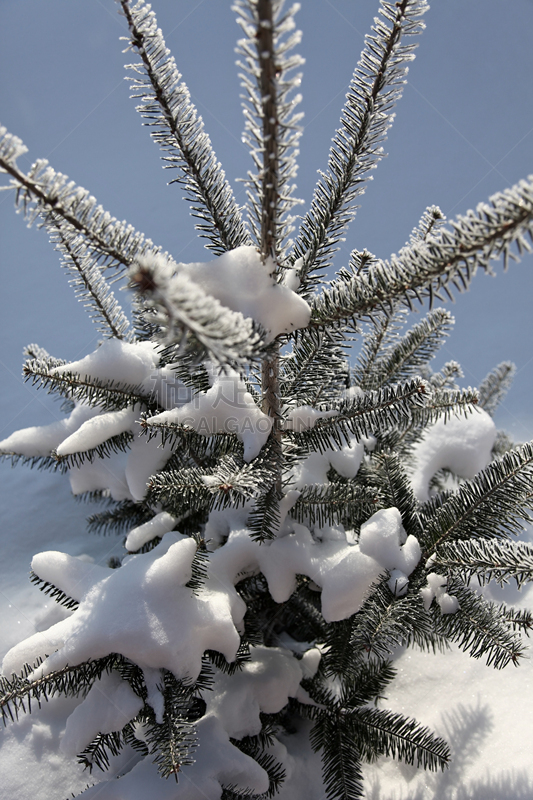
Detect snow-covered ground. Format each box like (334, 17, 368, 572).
(1, 458, 532, 799)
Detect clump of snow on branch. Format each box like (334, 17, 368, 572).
(131, 246, 311, 358)
(60, 671, 143, 757)
(290, 434, 375, 488)
(0, 405, 100, 458)
(125, 511, 177, 552)
(147, 366, 273, 462)
(409, 408, 497, 502)
(78, 714, 271, 799)
(420, 572, 459, 614)
(3, 505, 423, 684)
(2, 535, 240, 682)
(177, 246, 311, 339)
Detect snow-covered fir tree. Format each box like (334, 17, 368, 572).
(1, 1, 533, 798)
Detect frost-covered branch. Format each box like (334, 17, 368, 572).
(477, 361, 516, 416)
(119, 0, 249, 254)
(293, 0, 429, 291)
(0, 126, 160, 274)
(431, 539, 533, 589)
(235, 0, 304, 261)
(289, 379, 428, 453)
(355, 308, 454, 392)
(312, 175, 533, 327)
(50, 223, 133, 340)
(129, 253, 265, 366)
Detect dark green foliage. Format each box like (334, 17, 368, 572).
(310, 714, 365, 800)
(311, 173, 533, 327)
(53, 431, 134, 469)
(140, 416, 240, 465)
(23, 357, 156, 412)
(0, 656, 122, 726)
(373, 452, 422, 538)
(149, 452, 277, 518)
(431, 582, 526, 668)
(501, 606, 533, 635)
(224, 731, 287, 798)
(206, 641, 252, 676)
(348, 706, 450, 770)
(422, 442, 533, 555)
(0, 451, 65, 474)
(354, 308, 453, 392)
(431, 538, 533, 588)
(299, 658, 449, 799)
(87, 499, 154, 536)
(77, 728, 132, 773)
(290, 483, 380, 529)
(289, 379, 428, 454)
(140, 672, 197, 780)
(185, 543, 210, 595)
(247, 484, 282, 542)
(328, 584, 441, 664)
(281, 327, 350, 406)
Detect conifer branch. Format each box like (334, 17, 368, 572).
(129, 255, 266, 366)
(77, 728, 130, 773)
(0, 127, 160, 273)
(383, 388, 479, 456)
(0, 452, 65, 474)
(291, 484, 380, 529)
(52, 431, 134, 469)
(374, 452, 422, 538)
(225, 737, 286, 798)
(357, 309, 454, 391)
(0, 657, 121, 726)
(289, 379, 428, 453)
(311, 174, 533, 327)
(247, 484, 282, 541)
(352, 304, 401, 390)
(349, 706, 450, 770)
(50, 222, 133, 341)
(140, 416, 239, 465)
(86, 499, 154, 536)
(23, 358, 156, 412)
(119, 0, 249, 254)
(140, 672, 197, 780)
(431, 539, 533, 589)
(29, 571, 79, 610)
(346, 584, 442, 660)
(235, 0, 305, 495)
(280, 327, 349, 406)
(293, 0, 429, 291)
(149, 452, 278, 516)
(235, 0, 304, 261)
(477, 361, 516, 416)
(433, 583, 526, 668)
(310, 715, 365, 800)
(423, 442, 533, 557)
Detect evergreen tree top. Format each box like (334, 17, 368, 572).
(1, 2, 533, 799)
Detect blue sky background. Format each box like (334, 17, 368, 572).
(1, 0, 533, 446)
